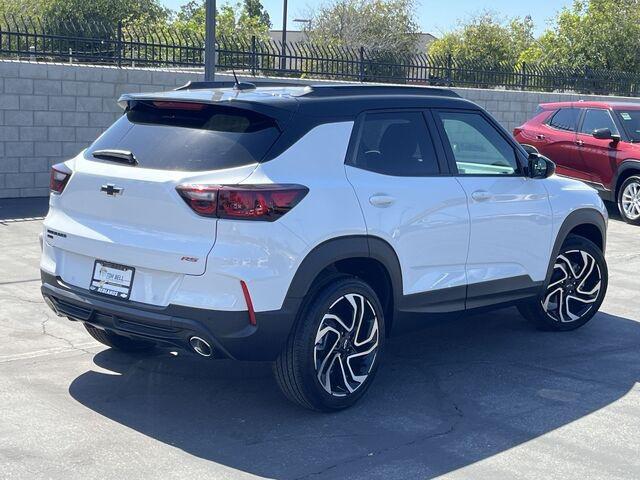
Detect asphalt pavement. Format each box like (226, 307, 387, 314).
(0, 198, 638, 480)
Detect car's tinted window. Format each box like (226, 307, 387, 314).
(580, 109, 619, 135)
(615, 109, 640, 142)
(549, 108, 580, 131)
(436, 111, 518, 175)
(86, 101, 281, 171)
(351, 111, 440, 176)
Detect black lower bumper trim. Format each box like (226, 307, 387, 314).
(41, 271, 300, 361)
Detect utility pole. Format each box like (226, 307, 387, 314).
(280, 0, 288, 71)
(204, 0, 216, 81)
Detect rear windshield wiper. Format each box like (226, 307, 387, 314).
(92, 149, 138, 166)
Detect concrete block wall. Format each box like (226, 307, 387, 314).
(1, 59, 640, 198)
(0, 61, 205, 198)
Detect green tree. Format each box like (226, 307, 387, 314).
(243, 0, 271, 28)
(520, 0, 640, 72)
(0, 0, 169, 27)
(428, 12, 535, 65)
(307, 0, 420, 56)
(173, 1, 270, 42)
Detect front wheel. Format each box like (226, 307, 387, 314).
(518, 235, 608, 331)
(274, 277, 384, 411)
(618, 175, 640, 225)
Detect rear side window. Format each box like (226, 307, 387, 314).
(86, 101, 281, 171)
(580, 109, 619, 135)
(548, 108, 580, 132)
(350, 111, 440, 176)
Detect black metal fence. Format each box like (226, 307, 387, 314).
(2, 16, 640, 96)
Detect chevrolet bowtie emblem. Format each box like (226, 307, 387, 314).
(100, 184, 123, 196)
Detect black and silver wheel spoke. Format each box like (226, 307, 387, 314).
(313, 293, 379, 397)
(542, 249, 602, 323)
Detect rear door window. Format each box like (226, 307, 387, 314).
(548, 108, 580, 132)
(86, 101, 281, 171)
(350, 111, 440, 176)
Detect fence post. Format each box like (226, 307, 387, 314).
(446, 53, 452, 86)
(359, 46, 365, 82)
(251, 35, 257, 76)
(521, 61, 527, 91)
(117, 20, 123, 68)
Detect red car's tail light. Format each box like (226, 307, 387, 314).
(513, 127, 523, 137)
(176, 184, 308, 221)
(50, 164, 72, 194)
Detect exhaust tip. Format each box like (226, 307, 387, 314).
(189, 336, 212, 357)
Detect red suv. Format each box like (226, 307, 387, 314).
(514, 101, 640, 224)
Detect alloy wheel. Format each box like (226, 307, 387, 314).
(313, 293, 379, 397)
(621, 180, 640, 221)
(542, 249, 602, 323)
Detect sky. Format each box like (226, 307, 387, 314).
(159, 0, 574, 36)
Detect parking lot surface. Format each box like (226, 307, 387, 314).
(1, 199, 639, 480)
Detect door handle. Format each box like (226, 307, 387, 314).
(576, 140, 584, 147)
(369, 194, 395, 208)
(471, 190, 493, 202)
(536, 134, 545, 140)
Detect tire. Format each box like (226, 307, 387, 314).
(274, 276, 385, 411)
(617, 175, 640, 225)
(84, 323, 156, 353)
(518, 235, 608, 331)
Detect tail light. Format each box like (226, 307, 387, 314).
(513, 127, 523, 137)
(176, 184, 308, 221)
(50, 164, 72, 194)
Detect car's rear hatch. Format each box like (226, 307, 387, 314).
(45, 93, 292, 283)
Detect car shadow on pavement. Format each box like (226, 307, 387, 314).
(69, 307, 640, 479)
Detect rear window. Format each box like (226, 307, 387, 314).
(86, 101, 281, 171)
(548, 108, 580, 132)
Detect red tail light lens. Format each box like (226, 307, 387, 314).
(176, 184, 308, 221)
(50, 164, 72, 194)
(513, 127, 523, 137)
(175, 184, 219, 217)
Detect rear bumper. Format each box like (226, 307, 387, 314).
(41, 271, 300, 361)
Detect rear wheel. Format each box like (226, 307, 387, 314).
(84, 324, 156, 353)
(618, 175, 640, 225)
(274, 277, 384, 411)
(518, 235, 607, 331)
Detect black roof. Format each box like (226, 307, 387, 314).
(120, 82, 477, 124)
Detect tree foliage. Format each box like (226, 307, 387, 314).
(0, 0, 169, 27)
(520, 0, 640, 72)
(307, 0, 420, 55)
(428, 12, 535, 65)
(173, 0, 271, 41)
(429, 1, 640, 73)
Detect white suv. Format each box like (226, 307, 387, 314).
(41, 83, 609, 411)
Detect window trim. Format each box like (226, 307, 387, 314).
(545, 107, 582, 133)
(431, 108, 526, 178)
(344, 108, 449, 177)
(576, 108, 620, 138)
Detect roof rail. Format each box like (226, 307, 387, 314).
(300, 84, 460, 98)
(175, 80, 309, 91)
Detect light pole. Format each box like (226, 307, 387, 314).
(280, 0, 288, 71)
(204, 0, 216, 81)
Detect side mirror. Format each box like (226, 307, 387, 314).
(528, 153, 556, 179)
(521, 144, 539, 155)
(593, 127, 621, 144)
